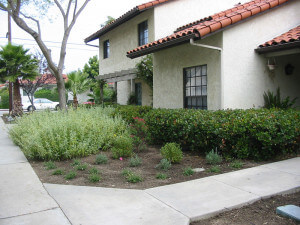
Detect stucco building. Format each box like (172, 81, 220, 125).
(86, 0, 300, 109)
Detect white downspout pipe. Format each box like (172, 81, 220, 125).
(190, 38, 224, 109)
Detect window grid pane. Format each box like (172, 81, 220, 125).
(184, 65, 207, 110)
(103, 40, 109, 59)
(138, 21, 148, 46)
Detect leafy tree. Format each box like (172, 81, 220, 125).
(0, 0, 91, 110)
(136, 54, 153, 89)
(19, 51, 50, 107)
(65, 70, 90, 108)
(0, 44, 39, 116)
(101, 16, 115, 27)
(83, 55, 99, 79)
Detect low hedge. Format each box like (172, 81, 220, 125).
(144, 108, 300, 160)
(111, 105, 152, 124)
(0, 88, 9, 109)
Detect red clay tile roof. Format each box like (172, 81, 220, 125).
(259, 25, 300, 47)
(85, 0, 173, 43)
(21, 74, 68, 85)
(127, 0, 291, 58)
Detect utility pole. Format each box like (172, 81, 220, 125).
(8, 12, 13, 114)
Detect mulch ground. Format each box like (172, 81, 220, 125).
(192, 191, 300, 225)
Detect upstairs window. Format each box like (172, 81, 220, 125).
(103, 40, 110, 59)
(138, 21, 148, 46)
(184, 65, 207, 109)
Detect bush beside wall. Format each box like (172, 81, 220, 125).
(0, 88, 9, 109)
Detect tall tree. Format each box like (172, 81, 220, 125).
(0, 44, 39, 116)
(0, 0, 91, 110)
(65, 70, 90, 108)
(83, 55, 99, 79)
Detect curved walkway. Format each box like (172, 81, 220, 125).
(0, 117, 299, 225)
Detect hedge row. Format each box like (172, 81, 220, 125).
(0, 88, 9, 109)
(143, 108, 299, 160)
(113, 106, 299, 160)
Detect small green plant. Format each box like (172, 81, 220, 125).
(89, 167, 100, 174)
(160, 142, 183, 163)
(71, 159, 81, 166)
(76, 163, 88, 171)
(95, 154, 108, 164)
(183, 167, 194, 176)
(52, 169, 63, 175)
(209, 165, 221, 173)
(138, 143, 147, 151)
(111, 136, 133, 159)
(206, 149, 223, 165)
(263, 87, 298, 109)
(88, 173, 101, 183)
(230, 160, 244, 169)
(44, 161, 57, 170)
(121, 169, 142, 183)
(65, 171, 77, 180)
(155, 159, 171, 171)
(129, 155, 142, 167)
(156, 173, 168, 180)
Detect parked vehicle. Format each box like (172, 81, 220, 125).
(22, 98, 60, 111)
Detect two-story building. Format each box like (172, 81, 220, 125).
(86, 0, 300, 109)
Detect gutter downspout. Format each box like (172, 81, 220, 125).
(190, 38, 224, 109)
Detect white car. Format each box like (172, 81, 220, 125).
(22, 98, 60, 111)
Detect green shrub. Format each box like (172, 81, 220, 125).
(121, 169, 132, 177)
(230, 160, 244, 169)
(95, 154, 108, 164)
(155, 159, 171, 171)
(89, 167, 100, 174)
(44, 161, 56, 170)
(156, 173, 168, 180)
(0, 88, 9, 109)
(121, 169, 142, 183)
(71, 159, 81, 166)
(183, 167, 194, 176)
(206, 149, 223, 165)
(263, 87, 297, 109)
(209, 166, 221, 173)
(88, 173, 101, 183)
(111, 136, 133, 159)
(52, 169, 63, 175)
(111, 105, 152, 124)
(65, 171, 76, 180)
(34, 88, 60, 102)
(160, 143, 183, 163)
(129, 155, 142, 167)
(76, 163, 88, 171)
(145, 108, 300, 160)
(9, 107, 130, 160)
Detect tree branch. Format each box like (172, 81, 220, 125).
(20, 12, 41, 37)
(73, 0, 77, 19)
(53, 0, 65, 18)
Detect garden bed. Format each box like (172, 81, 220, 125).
(29, 144, 284, 190)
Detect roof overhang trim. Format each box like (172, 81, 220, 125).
(255, 41, 300, 54)
(127, 33, 197, 59)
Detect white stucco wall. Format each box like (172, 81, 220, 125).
(68, 91, 91, 104)
(117, 80, 131, 105)
(135, 78, 153, 106)
(98, 9, 154, 76)
(154, 0, 249, 39)
(222, 1, 300, 109)
(153, 32, 222, 109)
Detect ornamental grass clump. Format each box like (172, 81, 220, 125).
(206, 149, 223, 165)
(9, 107, 130, 161)
(160, 143, 183, 163)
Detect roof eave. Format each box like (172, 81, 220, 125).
(84, 7, 140, 43)
(255, 41, 300, 54)
(127, 34, 197, 59)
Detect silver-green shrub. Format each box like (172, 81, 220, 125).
(9, 107, 129, 160)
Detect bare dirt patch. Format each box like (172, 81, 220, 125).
(192, 191, 300, 225)
(30, 145, 277, 190)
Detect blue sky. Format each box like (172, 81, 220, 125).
(0, 0, 147, 73)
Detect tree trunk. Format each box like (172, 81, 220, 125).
(73, 94, 78, 109)
(12, 79, 23, 117)
(56, 71, 67, 110)
(100, 82, 104, 105)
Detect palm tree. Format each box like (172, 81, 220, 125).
(0, 44, 39, 116)
(65, 70, 90, 108)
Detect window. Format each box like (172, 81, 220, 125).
(184, 65, 207, 109)
(103, 40, 110, 59)
(138, 21, 148, 46)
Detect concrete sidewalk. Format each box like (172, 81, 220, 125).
(0, 118, 300, 225)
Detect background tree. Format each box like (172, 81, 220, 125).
(0, 0, 91, 110)
(136, 54, 153, 90)
(0, 44, 39, 116)
(65, 70, 90, 108)
(83, 55, 99, 79)
(19, 51, 50, 107)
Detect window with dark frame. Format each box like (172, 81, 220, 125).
(138, 21, 148, 46)
(184, 65, 207, 109)
(103, 40, 110, 59)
